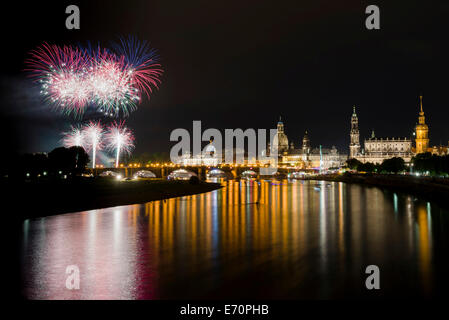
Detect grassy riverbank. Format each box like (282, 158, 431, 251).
(304, 173, 449, 208)
(4, 178, 222, 220)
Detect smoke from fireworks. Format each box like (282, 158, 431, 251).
(25, 36, 163, 118)
(105, 121, 135, 168)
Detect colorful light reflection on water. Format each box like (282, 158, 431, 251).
(21, 180, 449, 299)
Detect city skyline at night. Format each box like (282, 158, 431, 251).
(3, 0, 449, 311)
(1, 1, 449, 157)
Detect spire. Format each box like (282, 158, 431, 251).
(420, 95, 423, 114)
(277, 116, 284, 133)
(353, 105, 356, 115)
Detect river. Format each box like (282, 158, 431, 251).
(21, 179, 449, 299)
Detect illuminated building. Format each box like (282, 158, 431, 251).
(180, 140, 220, 166)
(351, 96, 448, 164)
(349, 106, 361, 158)
(270, 116, 289, 156)
(412, 96, 447, 155)
(302, 130, 310, 154)
(350, 104, 413, 163)
(282, 130, 347, 170)
(415, 96, 430, 154)
(362, 134, 413, 164)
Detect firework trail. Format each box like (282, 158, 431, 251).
(62, 125, 85, 148)
(105, 121, 135, 168)
(83, 121, 104, 168)
(25, 37, 163, 118)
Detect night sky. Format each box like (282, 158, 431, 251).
(1, 0, 448, 157)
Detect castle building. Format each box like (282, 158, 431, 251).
(349, 106, 361, 158)
(414, 95, 430, 154)
(350, 106, 413, 164)
(302, 130, 311, 154)
(350, 96, 448, 164)
(412, 96, 448, 155)
(362, 135, 413, 163)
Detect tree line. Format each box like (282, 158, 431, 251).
(346, 152, 449, 176)
(4, 146, 89, 180)
(412, 153, 449, 175)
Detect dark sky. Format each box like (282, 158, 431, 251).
(1, 0, 448, 157)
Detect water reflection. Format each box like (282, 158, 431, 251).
(21, 180, 449, 299)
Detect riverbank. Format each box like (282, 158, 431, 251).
(303, 173, 449, 208)
(4, 178, 222, 220)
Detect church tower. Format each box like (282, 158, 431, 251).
(415, 96, 429, 154)
(271, 116, 289, 155)
(277, 116, 285, 133)
(349, 106, 360, 158)
(302, 130, 310, 154)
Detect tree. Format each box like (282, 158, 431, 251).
(48, 147, 74, 171)
(68, 146, 89, 174)
(189, 175, 200, 184)
(380, 157, 406, 174)
(48, 147, 89, 175)
(358, 162, 376, 173)
(8, 153, 49, 180)
(346, 158, 362, 170)
(412, 153, 449, 175)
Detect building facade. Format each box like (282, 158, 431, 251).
(350, 96, 448, 164)
(349, 106, 361, 158)
(270, 117, 289, 156)
(282, 129, 347, 170)
(350, 107, 413, 164)
(415, 96, 430, 154)
(362, 135, 413, 164)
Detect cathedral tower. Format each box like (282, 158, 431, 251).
(302, 130, 310, 154)
(415, 96, 429, 154)
(349, 106, 360, 158)
(271, 116, 289, 155)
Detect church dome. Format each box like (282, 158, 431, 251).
(203, 143, 217, 155)
(271, 117, 289, 154)
(272, 132, 289, 150)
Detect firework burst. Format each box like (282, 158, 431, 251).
(111, 36, 164, 99)
(88, 51, 140, 117)
(25, 44, 90, 116)
(62, 125, 85, 148)
(25, 37, 163, 118)
(105, 121, 135, 168)
(83, 121, 104, 168)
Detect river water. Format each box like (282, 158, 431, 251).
(21, 179, 449, 299)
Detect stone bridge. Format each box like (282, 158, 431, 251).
(89, 165, 296, 180)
